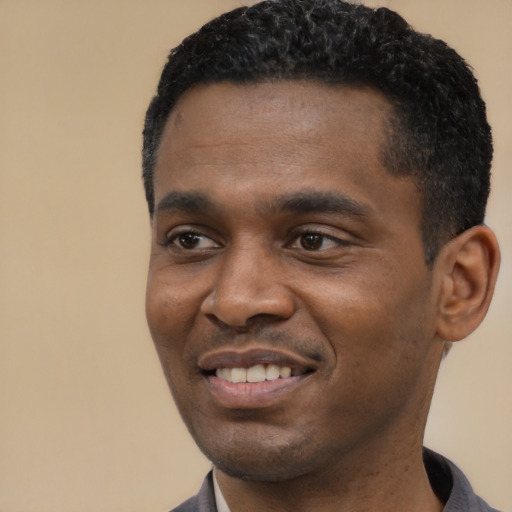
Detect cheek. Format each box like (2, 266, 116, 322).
(145, 277, 196, 399)
(305, 267, 435, 371)
(145, 280, 170, 337)
(145, 272, 192, 352)
(304, 282, 435, 438)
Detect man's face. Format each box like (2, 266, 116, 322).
(146, 81, 445, 482)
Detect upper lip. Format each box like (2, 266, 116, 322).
(198, 346, 320, 372)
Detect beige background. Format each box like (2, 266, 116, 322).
(0, 1, 510, 511)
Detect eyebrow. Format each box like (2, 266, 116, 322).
(154, 190, 370, 218)
(271, 191, 370, 217)
(155, 191, 216, 215)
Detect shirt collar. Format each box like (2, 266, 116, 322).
(213, 470, 232, 512)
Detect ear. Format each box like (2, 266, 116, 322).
(435, 225, 500, 342)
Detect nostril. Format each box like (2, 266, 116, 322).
(200, 272, 296, 328)
(203, 312, 250, 332)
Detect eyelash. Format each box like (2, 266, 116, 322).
(164, 229, 219, 250)
(288, 230, 350, 251)
(163, 227, 350, 253)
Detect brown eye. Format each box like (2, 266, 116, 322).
(178, 233, 201, 249)
(300, 233, 324, 250)
(166, 230, 220, 250)
(289, 231, 347, 252)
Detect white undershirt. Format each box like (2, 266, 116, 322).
(213, 470, 232, 512)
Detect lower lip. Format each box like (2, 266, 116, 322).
(204, 374, 310, 409)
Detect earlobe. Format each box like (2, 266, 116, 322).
(436, 225, 500, 342)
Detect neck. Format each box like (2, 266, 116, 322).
(215, 441, 443, 512)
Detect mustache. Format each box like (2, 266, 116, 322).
(186, 325, 326, 364)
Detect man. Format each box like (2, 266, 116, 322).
(142, 1, 501, 511)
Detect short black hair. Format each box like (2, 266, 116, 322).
(142, 0, 492, 264)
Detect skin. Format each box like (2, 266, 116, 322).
(146, 81, 499, 512)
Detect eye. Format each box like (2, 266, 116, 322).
(291, 232, 347, 251)
(167, 230, 220, 250)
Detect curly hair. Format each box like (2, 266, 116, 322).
(142, 0, 492, 264)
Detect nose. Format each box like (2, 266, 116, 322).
(200, 243, 296, 331)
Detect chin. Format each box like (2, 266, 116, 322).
(193, 430, 321, 482)
(211, 454, 313, 482)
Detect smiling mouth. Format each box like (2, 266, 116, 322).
(212, 364, 310, 384)
(199, 346, 318, 392)
(198, 349, 317, 408)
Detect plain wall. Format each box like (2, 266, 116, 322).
(1, 1, 510, 511)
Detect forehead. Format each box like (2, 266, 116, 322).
(159, 81, 392, 175)
(168, 80, 392, 129)
(153, 81, 420, 232)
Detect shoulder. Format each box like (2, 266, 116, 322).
(170, 494, 198, 512)
(169, 472, 217, 512)
(423, 448, 502, 512)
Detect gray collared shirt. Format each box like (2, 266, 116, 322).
(170, 449, 502, 512)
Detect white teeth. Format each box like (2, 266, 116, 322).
(266, 364, 280, 381)
(231, 368, 247, 383)
(247, 364, 266, 383)
(279, 367, 292, 378)
(215, 364, 295, 383)
(216, 368, 231, 381)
